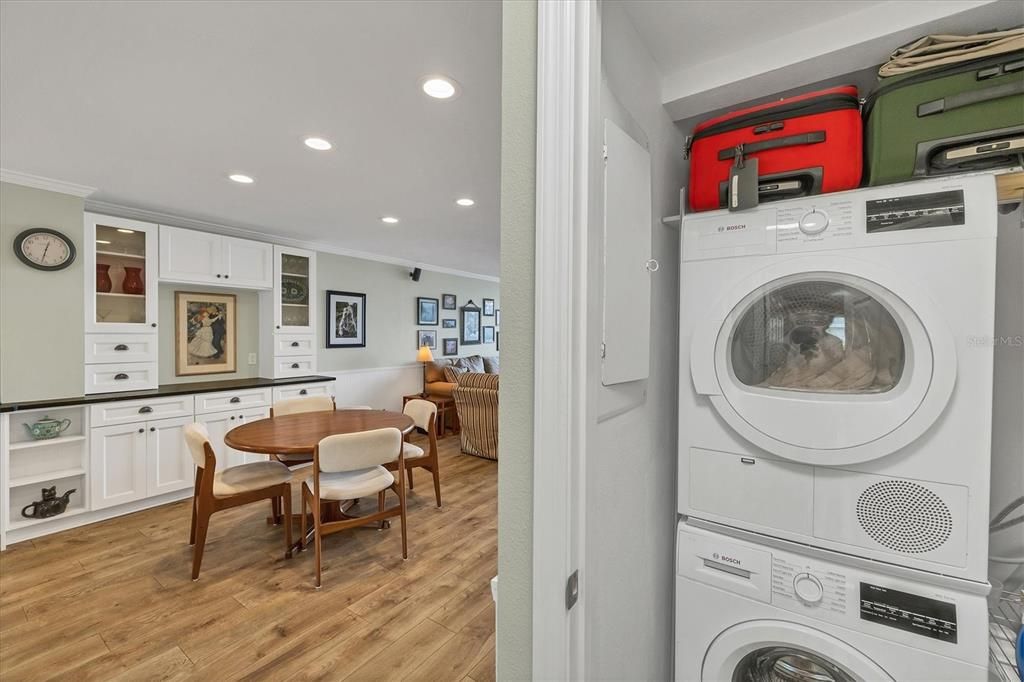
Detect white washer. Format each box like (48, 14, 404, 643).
(675, 523, 989, 682)
(678, 174, 998, 582)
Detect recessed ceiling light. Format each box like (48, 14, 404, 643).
(380, 216, 399, 224)
(421, 76, 460, 99)
(96, 239, 111, 244)
(116, 229, 135, 234)
(229, 173, 254, 184)
(304, 137, 332, 151)
(455, 198, 475, 207)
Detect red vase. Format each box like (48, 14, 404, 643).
(96, 264, 112, 293)
(122, 267, 144, 295)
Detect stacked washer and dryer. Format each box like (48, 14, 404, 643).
(676, 174, 1010, 681)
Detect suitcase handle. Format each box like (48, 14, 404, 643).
(917, 79, 1024, 117)
(717, 131, 826, 160)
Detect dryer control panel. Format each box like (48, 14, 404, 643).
(771, 556, 848, 614)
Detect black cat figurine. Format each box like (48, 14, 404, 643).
(21, 486, 75, 519)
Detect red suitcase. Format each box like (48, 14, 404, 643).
(686, 86, 863, 212)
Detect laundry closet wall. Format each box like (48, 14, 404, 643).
(582, 3, 686, 678)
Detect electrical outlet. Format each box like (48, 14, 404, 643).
(248, 353, 257, 365)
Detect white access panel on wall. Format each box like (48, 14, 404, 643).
(601, 118, 652, 386)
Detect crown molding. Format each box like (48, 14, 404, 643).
(0, 169, 97, 198)
(83, 199, 500, 283)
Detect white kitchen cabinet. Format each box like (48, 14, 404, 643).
(146, 416, 195, 497)
(272, 381, 334, 402)
(90, 422, 148, 509)
(159, 226, 272, 289)
(90, 416, 194, 509)
(198, 406, 270, 469)
(271, 245, 316, 334)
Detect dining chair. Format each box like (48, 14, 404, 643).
(387, 398, 442, 507)
(267, 395, 338, 521)
(183, 423, 293, 581)
(301, 427, 407, 588)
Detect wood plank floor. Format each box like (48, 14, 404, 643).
(0, 432, 497, 682)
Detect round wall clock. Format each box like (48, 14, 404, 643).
(13, 228, 77, 271)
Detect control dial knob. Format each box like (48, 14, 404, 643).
(798, 209, 829, 235)
(793, 573, 824, 605)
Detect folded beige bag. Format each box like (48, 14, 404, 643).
(878, 26, 1024, 77)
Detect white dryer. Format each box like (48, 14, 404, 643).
(675, 523, 989, 682)
(678, 175, 998, 582)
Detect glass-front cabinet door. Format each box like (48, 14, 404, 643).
(84, 213, 159, 334)
(273, 245, 316, 334)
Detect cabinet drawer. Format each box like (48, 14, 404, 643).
(274, 356, 316, 378)
(85, 362, 159, 395)
(194, 388, 272, 415)
(91, 394, 195, 427)
(272, 382, 334, 402)
(85, 333, 157, 364)
(274, 333, 315, 356)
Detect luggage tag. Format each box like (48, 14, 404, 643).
(729, 144, 759, 212)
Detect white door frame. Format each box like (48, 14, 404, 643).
(533, 1, 595, 679)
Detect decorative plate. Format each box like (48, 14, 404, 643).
(281, 276, 308, 304)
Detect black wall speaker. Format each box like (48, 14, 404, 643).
(410, 267, 422, 282)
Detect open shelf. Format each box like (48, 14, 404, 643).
(281, 303, 309, 307)
(9, 468, 88, 488)
(97, 292, 146, 299)
(9, 434, 87, 451)
(7, 506, 88, 532)
(281, 272, 308, 278)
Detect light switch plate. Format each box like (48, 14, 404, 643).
(248, 353, 257, 365)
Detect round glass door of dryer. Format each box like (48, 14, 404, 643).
(732, 647, 855, 682)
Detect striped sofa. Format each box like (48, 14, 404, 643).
(451, 372, 499, 460)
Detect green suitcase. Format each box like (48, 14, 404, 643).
(864, 50, 1024, 185)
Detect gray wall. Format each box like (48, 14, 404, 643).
(315, 253, 499, 371)
(0, 182, 85, 402)
(583, 3, 685, 679)
(157, 284, 261, 384)
(496, 0, 537, 679)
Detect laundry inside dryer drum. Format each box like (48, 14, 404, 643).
(730, 279, 906, 394)
(733, 647, 855, 682)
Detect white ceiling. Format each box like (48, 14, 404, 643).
(0, 1, 501, 276)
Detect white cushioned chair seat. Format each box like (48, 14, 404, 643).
(402, 442, 426, 459)
(306, 466, 394, 500)
(213, 461, 291, 497)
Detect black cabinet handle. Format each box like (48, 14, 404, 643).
(139, 406, 153, 414)
(239, 414, 244, 419)
(291, 342, 300, 347)
(299, 389, 308, 395)
(224, 274, 229, 279)
(230, 416, 236, 420)
(149, 427, 155, 432)
(138, 428, 144, 433)
(216, 274, 222, 278)
(114, 373, 129, 380)
(114, 344, 129, 351)
(291, 363, 299, 369)
(151, 323, 157, 328)
(229, 396, 241, 404)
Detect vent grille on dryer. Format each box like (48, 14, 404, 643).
(856, 480, 952, 554)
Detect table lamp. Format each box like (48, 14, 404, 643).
(417, 345, 434, 396)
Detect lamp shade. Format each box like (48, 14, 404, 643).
(417, 346, 434, 362)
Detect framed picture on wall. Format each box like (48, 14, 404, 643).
(442, 318, 457, 328)
(482, 298, 495, 316)
(326, 290, 366, 348)
(417, 329, 437, 349)
(482, 326, 495, 344)
(443, 338, 458, 356)
(496, 332, 499, 351)
(175, 291, 236, 376)
(417, 297, 439, 325)
(442, 293, 457, 310)
(461, 301, 481, 345)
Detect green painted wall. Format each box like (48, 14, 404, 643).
(315, 252, 499, 371)
(0, 182, 86, 403)
(497, 1, 537, 679)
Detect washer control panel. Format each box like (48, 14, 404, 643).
(772, 556, 848, 614)
(776, 199, 855, 250)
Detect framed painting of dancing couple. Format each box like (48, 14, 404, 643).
(175, 291, 237, 376)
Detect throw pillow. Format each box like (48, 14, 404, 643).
(454, 355, 485, 373)
(483, 356, 499, 374)
(443, 365, 469, 384)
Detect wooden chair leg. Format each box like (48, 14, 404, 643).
(189, 469, 201, 545)
(431, 462, 442, 508)
(282, 486, 293, 559)
(408, 468, 414, 490)
(378, 490, 386, 529)
(300, 485, 309, 551)
(313, 503, 323, 589)
(396, 479, 408, 560)
(191, 506, 212, 581)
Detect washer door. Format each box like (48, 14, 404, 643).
(690, 256, 957, 466)
(704, 621, 894, 682)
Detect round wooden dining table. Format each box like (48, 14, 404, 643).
(224, 408, 415, 455)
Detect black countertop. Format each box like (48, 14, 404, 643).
(0, 375, 336, 413)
